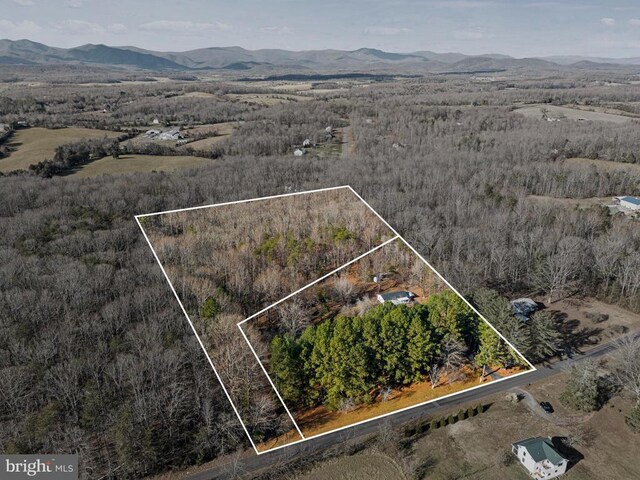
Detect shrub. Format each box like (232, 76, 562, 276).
(586, 312, 609, 323)
(560, 361, 608, 412)
(626, 405, 640, 433)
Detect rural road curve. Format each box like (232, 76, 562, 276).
(188, 334, 635, 480)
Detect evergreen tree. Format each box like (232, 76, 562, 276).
(560, 361, 606, 412)
(380, 305, 413, 384)
(625, 405, 640, 433)
(475, 320, 510, 367)
(407, 305, 437, 381)
(306, 321, 334, 402)
(427, 290, 477, 347)
(472, 288, 531, 354)
(270, 334, 305, 405)
(526, 310, 561, 362)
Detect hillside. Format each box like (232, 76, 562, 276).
(2, 39, 640, 74)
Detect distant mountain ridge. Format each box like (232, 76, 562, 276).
(1, 39, 639, 73)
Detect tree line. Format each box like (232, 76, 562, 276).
(269, 291, 523, 411)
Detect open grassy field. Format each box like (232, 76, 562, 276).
(67, 154, 211, 178)
(403, 376, 640, 480)
(515, 105, 634, 124)
(0, 127, 121, 172)
(182, 122, 235, 151)
(296, 453, 406, 480)
(226, 92, 312, 105)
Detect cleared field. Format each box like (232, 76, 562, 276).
(515, 105, 634, 124)
(180, 91, 218, 98)
(405, 376, 640, 480)
(296, 453, 405, 480)
(67, 154, 211, 178)
(182, 122, 235, 151)
(0, 127, 121, 172)
(226, 92, 311, 105)
(536, 296, 640, 344)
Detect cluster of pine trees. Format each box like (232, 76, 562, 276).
(269, 291, 523, 411)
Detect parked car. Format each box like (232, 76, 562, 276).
(540, 401, 554, 414)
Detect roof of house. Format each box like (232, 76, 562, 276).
(511, 298, 538, 320)
(512, 437, 566, 465)
(620, 196, 640, 206)
(379, 290, 413, 301)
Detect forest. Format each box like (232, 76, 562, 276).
(138, 188, 395, 449)
(269, 292, 523, 412)
(1, 68, 640, 477)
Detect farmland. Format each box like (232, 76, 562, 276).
(67, 154, 212, 178)
(514, 104, 634, 124)
(0, 127, 121, 172)
(3, 60, 640, 478)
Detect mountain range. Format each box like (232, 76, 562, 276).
(2, 39, 640, 74)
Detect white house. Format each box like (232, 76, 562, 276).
(293, 148, 304, 156)
(616, 196, 640, 211)
(302, 138, 312, 147)
(377, 291, 415, 305)
(512, 437, 568, 479)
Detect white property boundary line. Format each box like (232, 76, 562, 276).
(134, 185, 395, 453)
(135, 216, 261, 453)
(136, 185, 352, 218)
(237, 236, 399, 327)
(136, 185, 536, 456)
(237, 186, 536, 455)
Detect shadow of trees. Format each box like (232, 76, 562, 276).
(549, 310, 603, 359)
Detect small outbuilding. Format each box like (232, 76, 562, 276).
(377, 291, 415, 305)
(512, 437, 568, 479)
(294, 148, 304, 156)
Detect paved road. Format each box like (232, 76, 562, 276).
(189, 334, 634, 480)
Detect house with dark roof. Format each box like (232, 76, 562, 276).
(511, 298, 539, 322)
(512, 437, 568, 478)
(376, 290, 415, 305)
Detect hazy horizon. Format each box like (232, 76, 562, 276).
(2, 0, 640, 58)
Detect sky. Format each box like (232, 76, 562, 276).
(2, 0, 640, 58)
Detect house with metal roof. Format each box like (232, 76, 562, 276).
(376, 290, 415, 305)
(617, 196, 640, 211)
(512, 437, 568, 479)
